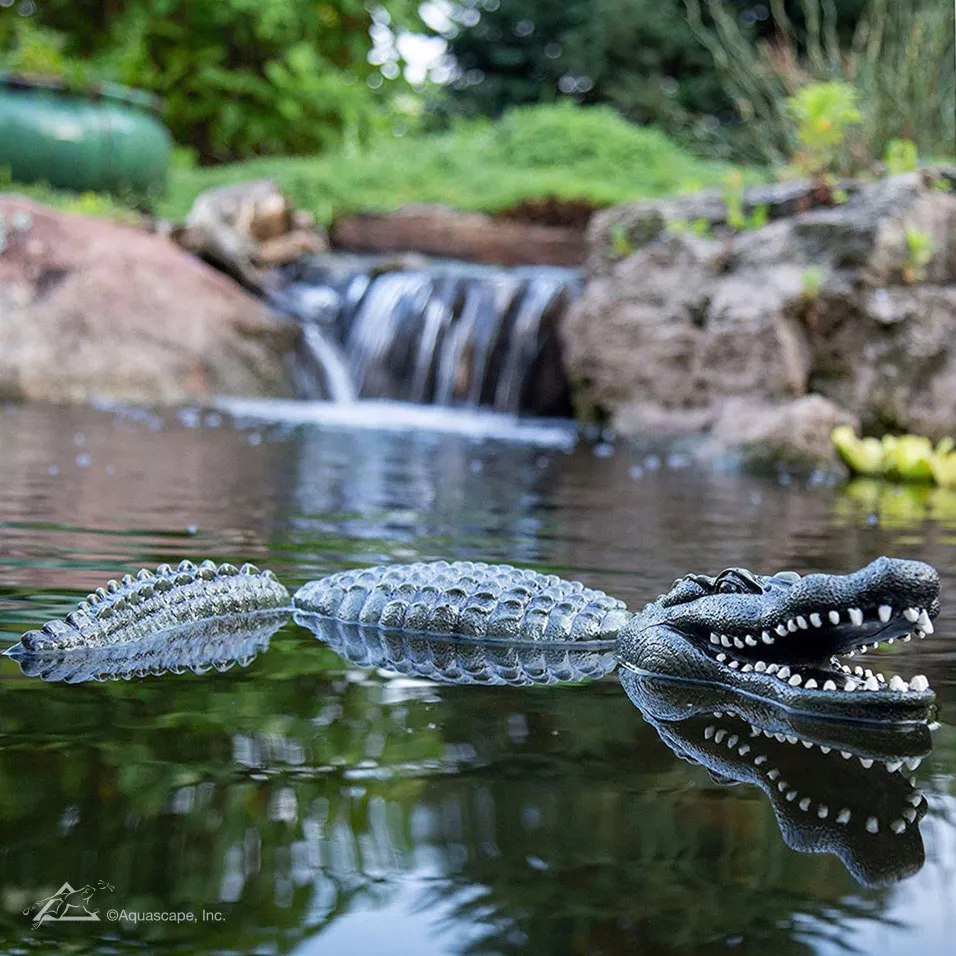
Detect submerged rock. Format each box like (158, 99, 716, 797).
(0, 195, 296, 404)
(563, 169, 956, 464)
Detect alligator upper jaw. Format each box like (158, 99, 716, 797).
(668, 558, 941, 697)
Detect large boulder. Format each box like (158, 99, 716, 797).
(563, 169, 956, 461)
(0, 195, 297, 404)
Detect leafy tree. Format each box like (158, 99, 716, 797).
(0, 0, 423, 162)
(442, 0, 872, 145)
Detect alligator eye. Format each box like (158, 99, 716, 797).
(718, 580, 743, 594)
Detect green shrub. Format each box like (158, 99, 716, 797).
(883, 138, 919, 174)
(786, 81, 862, 179)
(154, 103, 748, 224)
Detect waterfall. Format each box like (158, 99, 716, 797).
(269, 255, 578, 416)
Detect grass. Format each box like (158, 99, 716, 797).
(4, 104, 751, 226)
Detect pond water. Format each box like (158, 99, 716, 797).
(0, 399, 955, 955)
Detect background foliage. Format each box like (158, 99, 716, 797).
(0, 0, 422, 162)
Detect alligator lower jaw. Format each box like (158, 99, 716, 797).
(695, 603, 936, 696)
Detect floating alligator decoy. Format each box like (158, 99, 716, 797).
(4, 555, 941, 887)
(4, 556, 940, 719)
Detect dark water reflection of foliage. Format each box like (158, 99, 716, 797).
(0, 402, 954, 954)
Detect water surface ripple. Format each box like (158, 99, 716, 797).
(0, 400, 954, 955)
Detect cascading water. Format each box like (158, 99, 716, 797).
(267, 255, 578, 416)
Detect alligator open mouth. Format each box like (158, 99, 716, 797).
(618, 557, 940, 715)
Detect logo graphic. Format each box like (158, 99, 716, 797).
(23, 880, 114, 929)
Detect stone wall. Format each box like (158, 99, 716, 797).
(561, 171, 956, 466)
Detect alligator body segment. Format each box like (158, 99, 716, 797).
(5, 560, 289, 655)
(292, 560, 631, 644)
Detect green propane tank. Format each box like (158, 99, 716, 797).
(0, 73, 172, 195)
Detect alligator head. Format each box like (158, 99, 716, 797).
(616, 557, 940, 720)
(620, 670, 931, 887)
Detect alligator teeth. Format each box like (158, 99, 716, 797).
(738, 744, 750, 755)
(804, 678, 818, 689)
(809, 613, 822, 628)
(918, 609, 933, 633)
(727, 735, 739, 748)
(903, 607, 920, 622)
(799, 797, 811, 811)
(704, 726, 715, 739)
(916, 628, 925, 639)
(905, 756, 922, 771)
(837, 808, 851, 824)
(866, 816, 879, 833)
(766, 663, 779, 674)
(733, 637, 744, 649)
(796, 616, 808, 630)
(864, 675, 880, 691)
(767, 768, 780, 780)
(879, 604, 893, 623)
(860, 757, 874, 769)
(788, 674, 802, 686)
(823, 680, 837, 691)
(902, 633, 912, 642)
(909, 674, 929, 692)
(742, 664, 753, 672)
(777, 666, 791, 679)
(848, 607, 864, 626)
(889, 675, 907, 692)
(714, 729, 727, 743)
(761, 631, 774, 644)
(775, 624, 788, 637)
(818, 805, 829, 819)
(787, 619, 798, 633)
(844, 679, 857, 691)
(753, 755, 767, 765)
(729, 660, 739, 669)
(854, 666, 864, 676)
(717, 653, 727, 662)
(829, 610, 840, 624)
(745, 635, 757, 646)
(885, 760, 903, 773)
(902, 807, 918, 823)
(721, 635, 732, 647)
(710, 633, 720, 644)
(785, 789, 798, 802)
(755, 661, 767, 672)
(820, 746, 831, 754)
(890, 819, 906, 834)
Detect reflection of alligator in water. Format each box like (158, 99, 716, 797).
(9, 609, 289, 683)
(621, 671, 930, 887)
(293, 614, 617, 686)
(6, 556, 941, 720)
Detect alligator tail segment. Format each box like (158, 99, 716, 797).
(292, 560, 631, 643)
(7, 560, 289, 655)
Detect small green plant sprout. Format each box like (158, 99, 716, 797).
(930, 438, 956, 488)
(786, 81, 862, 180)
(800, 265, 823, 299)
(609, 222, 634, 260)
(903, 228, 935, 283)
(667, 217, 712, 238)
(722, 170, 767, 231)
(884, 139, 919, 175)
